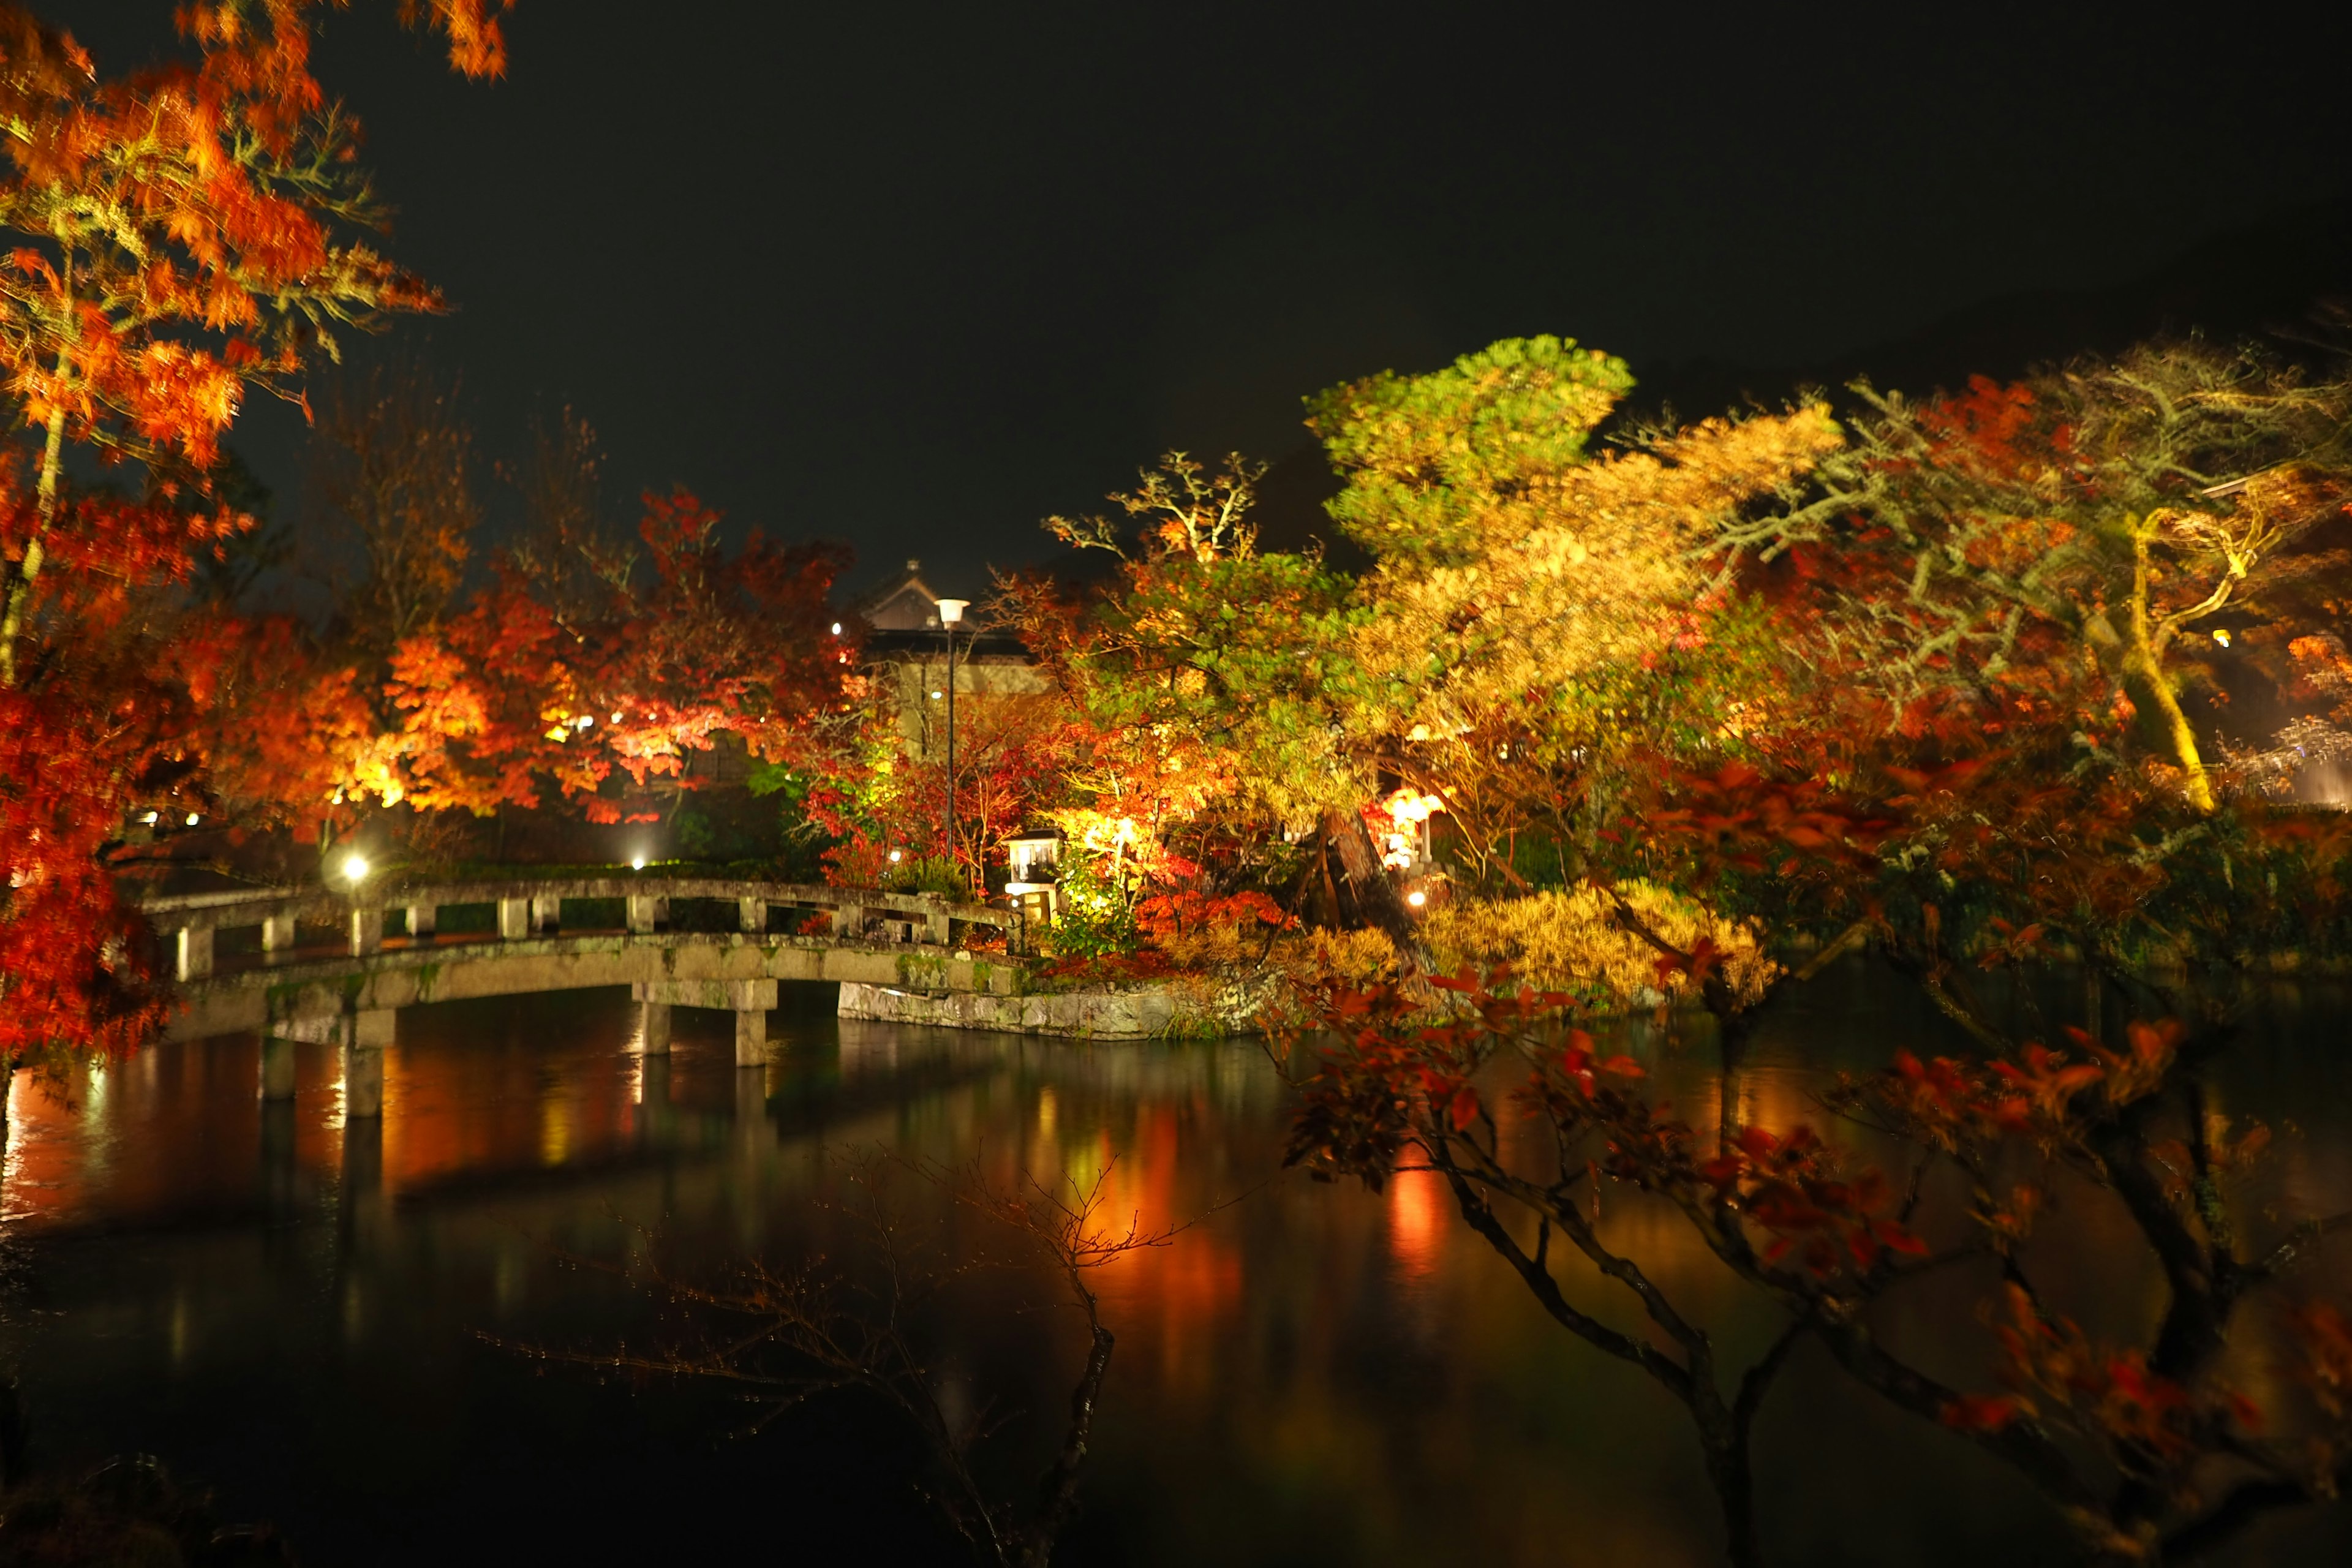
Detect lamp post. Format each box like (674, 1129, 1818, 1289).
(936, 597, 969, 889)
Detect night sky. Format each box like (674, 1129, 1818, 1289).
(41, 1, 2352, 599)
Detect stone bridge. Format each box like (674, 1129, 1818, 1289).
(142, 876, 1028, 1096)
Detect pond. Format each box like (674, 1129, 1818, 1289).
(2, 964, 2349, 1566)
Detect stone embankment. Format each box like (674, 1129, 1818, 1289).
(837, 972, 1273, 1040)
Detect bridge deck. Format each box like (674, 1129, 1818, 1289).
(140, 875, 1036, 1042)
(166, 927, 1023, 1041)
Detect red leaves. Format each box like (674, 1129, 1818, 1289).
(1941, 1393, 2029, 1434)
(2287, 1302, 2352, 1422)
(1135, 888, 1295, 940)
(1866, 1019, 2193, 1163)
(1698, 1123, 1926, 1279)
(1962, 1283, 2269, 1472)
(1651, 934, 1723, 992)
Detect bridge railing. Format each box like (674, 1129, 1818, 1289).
(137, 876, 1023, 981)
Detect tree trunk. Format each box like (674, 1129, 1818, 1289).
(1015, 1322, 1114, 1568)
(0, 401, 69, 688)
(1320, 808, 1428, 965)
(2130, 521, 2215, 812)
(1701, 1434, 1765, 1568)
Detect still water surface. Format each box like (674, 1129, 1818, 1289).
(3, 970, 2350, 1566)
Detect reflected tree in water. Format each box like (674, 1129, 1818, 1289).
(502, 1154, 1195, 1568)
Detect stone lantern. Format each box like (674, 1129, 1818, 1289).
(1003, 828, 1065, 929)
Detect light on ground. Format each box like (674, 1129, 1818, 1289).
(631, 855, 647, 871)
(341, 851, 370, 883)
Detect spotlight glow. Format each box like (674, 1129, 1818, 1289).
(631, 855, 647, 871)
(185, 812, 200, 826)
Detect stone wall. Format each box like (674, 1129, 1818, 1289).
(837, 976, 1267, 1040)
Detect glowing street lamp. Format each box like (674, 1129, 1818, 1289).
(936, 597, 969, 888)
(340, 851, 370, 884)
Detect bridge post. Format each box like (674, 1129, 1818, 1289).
(834, 903, 863, 942)
(497, 897, 529, 940)
(349, 907, 385, 957)
(627, 895, 664, 933)
(530, 895, 562, 935)
(260, 1033, 296, 1099)
(262, 910, 296, 962)
(405, 903, 435, 941)
(924, 905, 949, 946)
(175, 925, 213, 981)
(738, 896, 768, 935)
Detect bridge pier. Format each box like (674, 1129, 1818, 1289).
(260, 1034, 296, 1100)
(637, 1000, 672, 1055)
(343, 1042, 385, 1118)
(734, 1006, 766, 1067)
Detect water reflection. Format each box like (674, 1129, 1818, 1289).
(0, 973, 2346, 1566)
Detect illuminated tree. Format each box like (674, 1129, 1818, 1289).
(307, 353, 480, 659)
(1001, 451, 1361, 925)
(0, 1, 505, 1061)
(1719, 345, 2352, 812)
(1310, 336, 1842, 890)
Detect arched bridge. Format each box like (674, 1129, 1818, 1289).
(141, 876, 1027, 1077)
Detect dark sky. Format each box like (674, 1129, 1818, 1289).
(42, 1, 2352, 599)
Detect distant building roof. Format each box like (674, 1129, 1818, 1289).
(856, 559, 947, 631)
(853, 557, 1033, 661)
